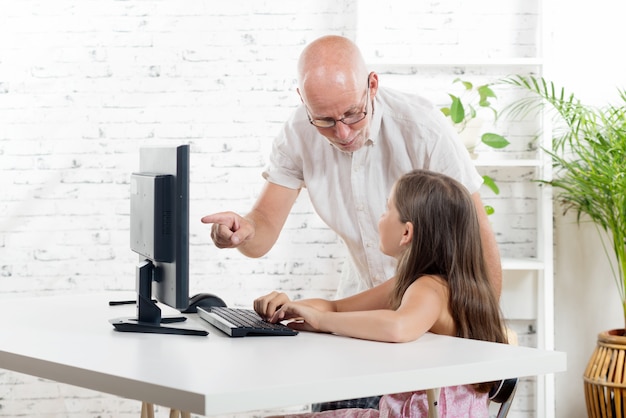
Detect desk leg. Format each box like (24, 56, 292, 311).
(140, 401, 190, 418)
(426, 388, 440, 418)
(141, 402, 155, 418)
(169, 410, 191, 418)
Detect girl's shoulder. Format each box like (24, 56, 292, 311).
(403, 274, 449, 307)
(411, 274, 448, 291)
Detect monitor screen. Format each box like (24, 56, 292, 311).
(110, 144, 207, 336)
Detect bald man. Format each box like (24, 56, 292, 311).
(203, 35, 501, 298)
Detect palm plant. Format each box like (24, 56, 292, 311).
(502, 75, 626, 327)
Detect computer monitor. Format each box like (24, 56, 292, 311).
(110, 144, 207, 336)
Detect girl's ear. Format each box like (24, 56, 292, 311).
(400, 221, 414, 246)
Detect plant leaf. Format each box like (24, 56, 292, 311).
(481, 133, 510, 149)
(449, 94, 465, 123)
(477, 85, 497, 108)
(453, 78, 473, 90)
(482, 175, 500, 195)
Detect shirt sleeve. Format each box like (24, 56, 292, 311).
(262, 107, 308, 190)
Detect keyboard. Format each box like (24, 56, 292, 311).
(197, 306, 298, 337)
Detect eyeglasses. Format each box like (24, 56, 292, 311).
(305, 75, 371, 128)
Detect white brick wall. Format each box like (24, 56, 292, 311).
(0, 1, 541, 416)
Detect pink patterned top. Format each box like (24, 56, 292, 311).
(285, 385, 489, 418)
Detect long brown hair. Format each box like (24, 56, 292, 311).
(389, 169, 507, 392)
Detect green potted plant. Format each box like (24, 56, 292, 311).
(440, 78, 511, 214)
(502, 74, 626, 418)
(441, 78, 510, 155)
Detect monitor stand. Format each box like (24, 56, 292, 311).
(109, 261, 208, 336)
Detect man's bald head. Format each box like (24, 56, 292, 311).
(297, 35, 369, 99)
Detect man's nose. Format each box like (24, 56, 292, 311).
(333, 121, 351, 140)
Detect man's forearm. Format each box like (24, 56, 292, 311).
(236, 212, 278, 258)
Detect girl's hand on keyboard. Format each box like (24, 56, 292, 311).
(270, 302, 323, 333)
(253, 291, 291, 320)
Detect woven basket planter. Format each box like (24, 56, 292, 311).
(584, 329, 626, 417)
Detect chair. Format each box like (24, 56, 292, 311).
(487, 328, 520, 417)
(488, 377, 519, 418)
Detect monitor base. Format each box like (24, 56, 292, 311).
(109, 261, 208, 336)
(110, 317, 208, 336)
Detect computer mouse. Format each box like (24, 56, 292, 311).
(181, 293, 228, 313)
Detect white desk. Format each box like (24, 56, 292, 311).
(0, 292, 566, 416)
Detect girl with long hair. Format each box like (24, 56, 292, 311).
(254, 169, 507, 417)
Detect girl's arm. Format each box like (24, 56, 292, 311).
(272, 276, 448, 343)
(254, 276, 396, 319)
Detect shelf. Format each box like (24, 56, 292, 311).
(473, 158, 542, 167)
(368, 58, 543, 70)
(502, 257, 545, 271)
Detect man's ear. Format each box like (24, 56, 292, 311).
(400, 222, 414, 246)
(368, 71, 379, 98)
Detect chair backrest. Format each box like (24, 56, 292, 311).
(488, 378, 519, 418)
